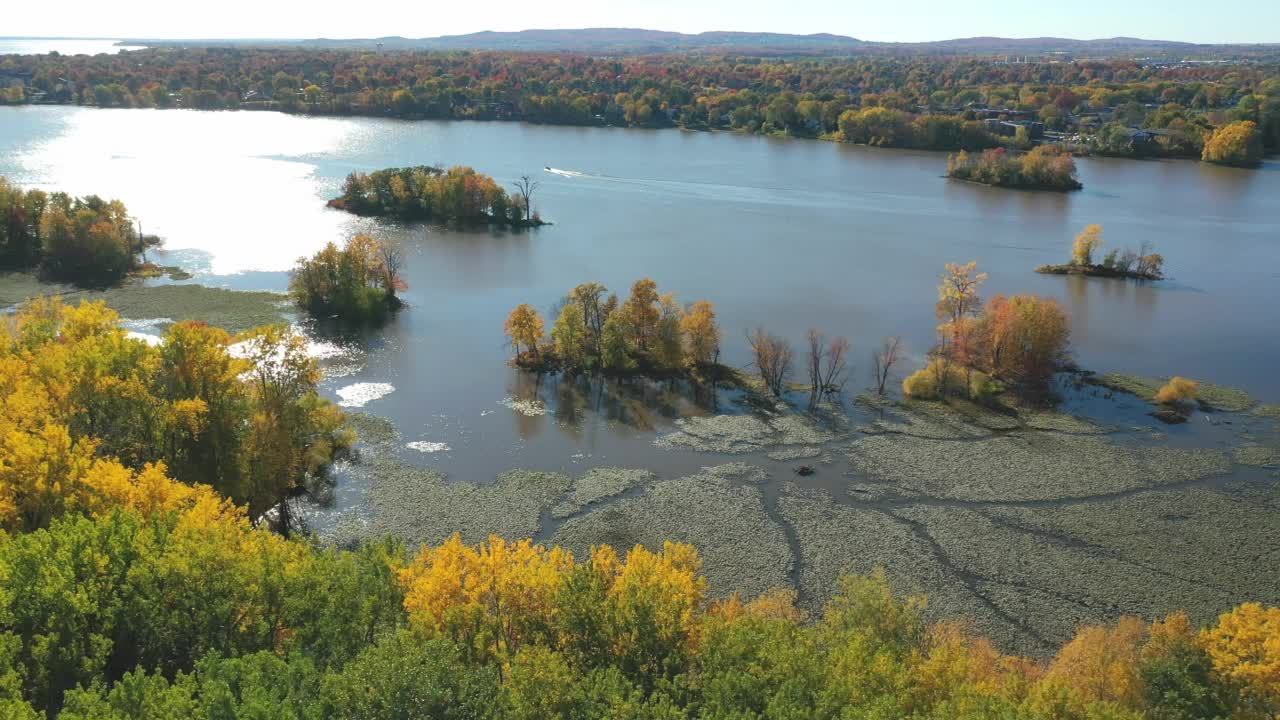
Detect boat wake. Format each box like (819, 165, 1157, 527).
(544, 167, 586, 178)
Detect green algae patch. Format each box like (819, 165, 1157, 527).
(848, 419, 1230, 503)
(1235, 445, 1280, 468)
(1253, 405, 1280, 420)
(0, 272, 289, 334)
(776, 490, 1047, 653)
(346, 412, 401, 450)
(1089, 373, 1256, 413)
(552, 467, 792, 600)
(341, 459, 570, 549)
(655, 412, 838, 454)
(551, 467, 656, 519)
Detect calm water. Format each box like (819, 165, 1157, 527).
(2, 105, 1278, 486)
(0, 38, 143, 55)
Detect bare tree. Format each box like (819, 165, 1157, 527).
(748, 328, 793, 397)
(807, 330, 851, 408)
(806, 329, 825, 407)
(822, 336, 850, 395)
(377, 239, 406, 298)
(872, 336, 903, 396)
(513, 175, 541, 223)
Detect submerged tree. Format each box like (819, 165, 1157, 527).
(748, 328, 793, 397)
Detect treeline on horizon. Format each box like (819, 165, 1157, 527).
(2, 49, 1278, 157)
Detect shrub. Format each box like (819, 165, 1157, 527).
(1155, 377, 1198, 406)
(902, 359, 996, 402)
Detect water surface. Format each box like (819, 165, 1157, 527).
(1, 105, 1278, 485)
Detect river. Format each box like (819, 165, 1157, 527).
(0, 38, 143, 55)
(3, 107, 1278, 477)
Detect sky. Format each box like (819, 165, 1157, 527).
(6, 0, 1279, 45)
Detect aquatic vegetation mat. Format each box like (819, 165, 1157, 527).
(551, 468, 656, 518)
(655, 412, 838, 454)
(0, 274, 290, 333)
(553, 467, 793, 600)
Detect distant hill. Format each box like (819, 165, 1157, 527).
(304, 29, 869, 55)
(122, 28, 1279, 58)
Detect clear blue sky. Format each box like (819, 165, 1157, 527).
(7, 0, 1278, 44)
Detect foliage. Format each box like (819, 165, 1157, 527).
(915, 262, 1070, 402)
(1199, 602, 1280, 717)
(509, 280, 720, 379)
(2, 486, 1279, 719)
(974, 294, 1072, 396)
(1073, 224, 1105, 266)
(8, 48, 1277, 154)
(946, 146, 1082, 191)
(331, 165, 538, 226)
(1201, 120, 1265, 167)
(0, 298, 351, 533)
(289, 233, 403, 323)
(504, 303, 546, 360)
(0, 177, 143, 287)
(1154, 377, 1199, 407)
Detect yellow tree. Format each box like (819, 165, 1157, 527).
(935, 261, 987, 393)
(1072, 224, 1104, 266)
(680, 300, 721, 367)
(399, 534, 574, 662)
(620, 279, 661, 353)
(1202, 120, 1264, 167)
(1038, 616, 1148, 712)
(504, 304, 546, 359)
(1200, 602, 1280, 716)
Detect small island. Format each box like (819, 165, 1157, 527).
(0, 175, 166, 287)
(505, 279, 726, 382)
(1036, 224, 1164, 281)
(946, 146, 1082, 192)
(290, 233, 406, 323)
(329, 165, 547, 227)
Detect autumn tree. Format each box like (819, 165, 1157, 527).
(1202, 120, 1264, 167)
(620, 279, 661, 353)
(680, 300, 721, 367)
(1199, 602, 1280, 718)
(934, 261, 987, 395)
(974, 294, 1071, 398)
(1072, 224, 1105, 267)
(504, 303, 546, 360)
(653, 294, 685, 371)
(237, 326, 352, 533)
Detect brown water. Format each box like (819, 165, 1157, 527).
(2, 105, 1278, 491)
